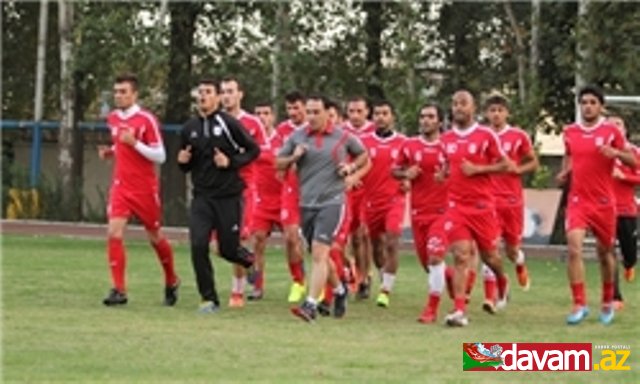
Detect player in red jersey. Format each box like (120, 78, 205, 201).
(393, 103, 452, 322)
(608, 113, 639, 309)
(344, 96, 377, 299)
(556, 85, 637, 325)
(440, 90, 511, 327)
(98, 73, 179, 307)
(275, 91, 307, 303)
(360, 100, 407, 308)
(482, 94, 539, 312)
(327, 99, 344, 126)
(220, 76, 267, 307)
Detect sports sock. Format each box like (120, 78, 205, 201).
(381, 272, 396, 294)
(288, 260, 305, 284)
(602, 281, 614, 307)
(482, 264, 497, 302)
(152, 238, 178, 286)
(465, 268, 477, 296)
(571, 282, 586, 307)
(428, 262, 445, 295)
(108, 237, 126, 292)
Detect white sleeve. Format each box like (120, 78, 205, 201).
(134, 141, 166, 164)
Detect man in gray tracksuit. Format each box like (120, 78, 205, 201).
(277, 94, 369, 322)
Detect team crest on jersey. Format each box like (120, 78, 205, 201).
(190, 130, 198, 139)
(415, 151, 423, 162)
(503, 142, 512, 152)
(468, 143, 478, 154)
(213, 125, 222, 136)
(595, 136, 604, 147)
(446, 143, 457, 153)
(391, 149, 399, 159)
(370, 148, 377, 158)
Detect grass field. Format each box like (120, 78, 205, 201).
(2, 234, 639, 383)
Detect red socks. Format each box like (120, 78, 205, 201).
(602, 281, 614, 305)
(108, 237, 126, 292)
(288, 260, 305, 284)
(152, 238, 178, 286)
(571, 282, 586, 307)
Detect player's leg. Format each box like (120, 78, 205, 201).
(418, 217, 448, 323)
(377, 201, 403, 308)
(132, 192, 180, 306)
(502, 205, 530, 290)
(565, 227, 589, 324)
(189, 196, 219, 312)
(230, 189, 256, 307)
(618, 216, 637, 281)
(591, 207, 617, 325)
(249, 225, 270, 301)
(103, 189, 130, 306)
(444, 239, 472, 327)
(283, 223, 306, 303)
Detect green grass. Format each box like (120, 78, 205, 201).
(2, 234, 639, 383)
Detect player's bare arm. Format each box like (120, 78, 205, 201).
(556, 156, 571, 185)
(600, 144, 637, 168)
(514, 151, 540, 175)
(276, 144, 306, 170)
(461, 156, 509, 176)
(97, 145, 114, 160)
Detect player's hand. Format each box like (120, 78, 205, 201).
(612, 167, 625, 180)
(119, 128, 136, 146)
(97, 145, 113, 160)
(404, 165, 422, 180)
(599, 144, 619, 159)
(292, 144, 307, 160)
(213, 147, 230, 168)
(177, 145, 192, 164)
(338, 162, 355, 177)
(344, 174, 362, 190)
(461, 159, 479, 176)
(505, 159, 520, 174)
(400, 179, 411, 192)
(555, 170, 569, 185)
(434, 165, 446, 183)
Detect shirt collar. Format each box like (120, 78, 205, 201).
(116, 104, 140, 119)
(305, 121, 334, 136)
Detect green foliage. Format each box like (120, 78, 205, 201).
(529, 164, 552, 190)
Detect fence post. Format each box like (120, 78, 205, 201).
(29, 122, 43, 187)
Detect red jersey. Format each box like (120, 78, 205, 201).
(396, 136, 448, 215)
(441, 124, 505, 208)
(564, 120, 626, 206)
(491, 126, 534, 207)
(275, 120, 306, 204)
(343, 121, 376, 137)
(106, 105, 162, 192)
(237, 111, 268, 188)
(613, 145, 640, 216)
(254, 131, 283, 211)
(361, 132, 406, 205)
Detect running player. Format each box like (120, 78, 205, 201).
(556, 85, 636, 325)
(482, 94, 539, 312)
(360, 100, 407, 307)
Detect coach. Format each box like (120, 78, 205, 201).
(177, 78, 259, 313)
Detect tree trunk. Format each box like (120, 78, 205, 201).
(58, 0, 76, 220)
(363, 1, 385, 101)
(530, 0, 540, 83)
(161, 2, 201, 226)
(504, 0, 527, 104)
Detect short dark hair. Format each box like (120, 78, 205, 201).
(254, 101, 273, 110)
(484, 93, 510, 110)
(198, 78, 220, 93)
(306, 94, 329, 109)
(347, 96, 369, 108)
(419, 102, 445, 122)
(578, 84, 605, 105)
(114, 73, 138, 91)
(373, 99, 396, 115)
(221, 75, 243, 91)
(285, 90, 305, 104)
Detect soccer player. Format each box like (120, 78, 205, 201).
(327, 100, 344, 126)
(220, 76, 267, 307)
(393, 103, 450, 322)
(275, 91, 307, 303)
(98, 73, 179, 307)
(483, 94, 539, 311)
(277, 95, 368, 322)
(556, 85, 636, 325)
(608, 114, 639, 309)
(360, 100, 407, 308)
(440, 90, 511, 327)
(178, 78, 259, 313)
(344, 96, 376, 299)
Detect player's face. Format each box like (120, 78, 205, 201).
(451, 91, 476, 127)
(373, 105, 394, 131)
(220, 81, 243, 111)
(254, 106, 274, 131)
(607, 116, 626, 135)
(347, 100, 369, 128)
(328, 107, 342, 125)
(306, 99, 328, 132)
(113, 81, 137, 110)
(197, 84, 219, 114)
(286, 101, 306, 125)
(419, 106, 441, 135)
(485, 104, 509, 129)
(579, 94, 602, 123)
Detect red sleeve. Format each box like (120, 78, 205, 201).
(519, 130, 534, 157)
(485, 130, 505, 162)
(395, 141, 411, 168)
(142, 112, 162, 146)
(620, 167, 640, 185)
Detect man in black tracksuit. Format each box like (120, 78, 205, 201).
(178, 78, 260, 312)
